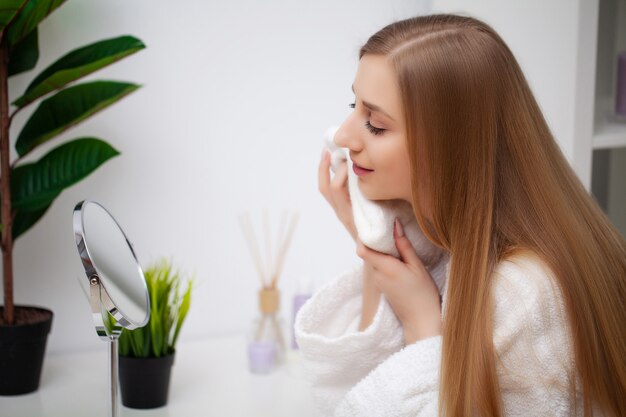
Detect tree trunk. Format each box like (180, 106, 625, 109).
(0, 36, 15, 325)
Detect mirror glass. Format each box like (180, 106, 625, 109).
(74, 200, 150, 328)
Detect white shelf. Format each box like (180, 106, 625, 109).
(593, 96, 626, 150)
(0, 334, 321, 417)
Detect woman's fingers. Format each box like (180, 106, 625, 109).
(318, 149, 332, 203)
(356, 239, 402, 277)
(330, 160, 348, 195)
(318, 149, 356, 240)
(332, 162, 355, 237)
(319, 148, 349, 208)
(393, 219, 426, 271)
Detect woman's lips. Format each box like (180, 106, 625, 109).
(353, 162, 374, 176)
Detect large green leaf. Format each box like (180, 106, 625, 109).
(15, 81, 139, 157)
(8, 27, 38, 76)
(11, 137, 120, 211)
(0, 0, 27, 33)
(6, 0, 65, 46)
(12, 202, 51, 240)
(13, 35, 145, 108)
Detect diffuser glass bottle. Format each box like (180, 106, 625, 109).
(238, 209, 299, 374)
(247, 286, 287, 374)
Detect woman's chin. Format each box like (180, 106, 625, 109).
(360, 186, 407, 202)
(357, 182, 373, 199)
(359, 186, 390, 201)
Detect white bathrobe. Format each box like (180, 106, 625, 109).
(294, 251, 602, 417)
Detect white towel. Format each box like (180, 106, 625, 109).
(323, 125, 450, 294)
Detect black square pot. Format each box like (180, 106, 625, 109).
(0, 306, 53, 395)
(119, 352, 175, 409)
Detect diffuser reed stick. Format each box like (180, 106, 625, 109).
(271, 212, 299, 288)
(270, 314, 286, 350)
(255, 314, 267, 342)
(262, 208, 272, 286)
(238, 213, 266, 287)
(273, 210, 288, 282)
(239, 209, 299, 347)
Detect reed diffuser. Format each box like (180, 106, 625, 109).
(238, 209, 299, 374)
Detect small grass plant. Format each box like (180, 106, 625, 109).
(118, 259, 193, 358)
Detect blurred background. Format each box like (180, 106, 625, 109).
(1, 0, 624, 356)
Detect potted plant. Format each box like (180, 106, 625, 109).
(116, 258, 193, 409)
(0, 0, 145, 395)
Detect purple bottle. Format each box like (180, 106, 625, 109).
(247, 339, 276, 374)
(291, 275, 314, 350)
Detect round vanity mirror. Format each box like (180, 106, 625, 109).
(73, 200, 150, 417)
(74, 200, 149, 331)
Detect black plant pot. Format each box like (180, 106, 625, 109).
(0, 306, 53, 396)
(119, 352, 175, 409)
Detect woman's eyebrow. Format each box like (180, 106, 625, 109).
(351, 83, 396, 122)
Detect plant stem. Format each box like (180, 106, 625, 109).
(0, 37, 14, 325)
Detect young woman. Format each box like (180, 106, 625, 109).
(294, 13, 626, 417)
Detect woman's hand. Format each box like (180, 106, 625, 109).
(318, 148, 383, 333)
(355, 218, 442, 345)
(318, 149, 357, 242)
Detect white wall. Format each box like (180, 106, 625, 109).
(1, 0, 432, 354)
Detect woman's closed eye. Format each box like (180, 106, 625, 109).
(348, 102, 386, 136)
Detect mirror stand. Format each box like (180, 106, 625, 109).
(90, 276, 122, 417)
(107, 337, 119, 417)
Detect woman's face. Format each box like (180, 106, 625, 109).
(334, 54, 413, 203)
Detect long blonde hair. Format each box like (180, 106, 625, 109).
(359, 13, 626, 417)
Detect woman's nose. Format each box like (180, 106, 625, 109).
(334, 116, 364, 151)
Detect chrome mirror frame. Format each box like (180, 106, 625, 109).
(73, 199, 150, 417)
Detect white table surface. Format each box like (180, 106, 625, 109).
(0, 334, 323, 417)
